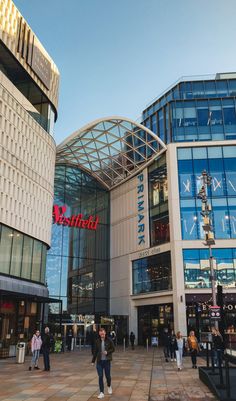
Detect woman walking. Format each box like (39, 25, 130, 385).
(29, 330, 42, 371)
(187, 330, 199, 369)
(175, 331, 184, 370)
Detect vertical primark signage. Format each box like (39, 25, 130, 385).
(137, 172, 146, 246)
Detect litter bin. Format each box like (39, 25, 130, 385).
(16, 342, 26, 363)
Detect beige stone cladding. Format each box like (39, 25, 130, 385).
(0, 71, 56, 246)
(0, 0, 59, 112)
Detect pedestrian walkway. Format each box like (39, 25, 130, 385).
(0, 347, 216, 401)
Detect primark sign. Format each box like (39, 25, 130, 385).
(137, 172, 146, 246)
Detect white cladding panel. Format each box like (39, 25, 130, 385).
(0, 72, 56, 246)
(110, 169, 150, 258)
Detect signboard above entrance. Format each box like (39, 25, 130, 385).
(52, 205, 99, 230)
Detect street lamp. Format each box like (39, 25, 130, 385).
(197, 170, 218, 329)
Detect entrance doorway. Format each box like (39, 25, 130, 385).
(138, 304, 174, 345)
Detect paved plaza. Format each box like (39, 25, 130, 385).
(0, 347, 216, 401)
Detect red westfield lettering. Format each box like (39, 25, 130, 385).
(52, 205, 99, 230)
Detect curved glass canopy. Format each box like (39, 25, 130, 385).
(56, 116, 167, 189)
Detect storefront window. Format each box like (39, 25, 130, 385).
(138, 304, 174, 345)
(149, 155, 169, 246)
(183, 248, 236, 289)
(0, 224, 46, 283)
(132, 252, 172, 295)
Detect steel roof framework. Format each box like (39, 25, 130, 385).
(56, 117, 167, 190)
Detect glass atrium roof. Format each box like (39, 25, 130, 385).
(56, 117, 167, 189)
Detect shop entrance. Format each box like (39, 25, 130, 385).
(137, 304, 173, 346)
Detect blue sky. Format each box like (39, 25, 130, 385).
(14, 0, 236, 144)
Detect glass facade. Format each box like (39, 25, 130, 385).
(47, 165, 110, 317)
(183, 248, 236, 289)
(142, 77, 236, 143)
(178, 146, 236, 240)
(148, 154, 169, 246)
(132, 252, 172, 295)
(0, 223, 46, 283)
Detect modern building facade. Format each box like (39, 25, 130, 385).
(0, 0, 59, 352)
(49, 74, 236, 345)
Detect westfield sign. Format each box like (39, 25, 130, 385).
(52, 205, 99, 230)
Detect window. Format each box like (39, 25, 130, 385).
(183, 248, 236, 289)
(133, 252, 172, 295)
(178, 146, 236, 240)
(0, 225, 13, 274)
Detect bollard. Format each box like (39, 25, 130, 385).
(210, 342, 215, 373)
(218, 350, 224, 388)
(225, 357, 231, 398)
(123, 337, 126, 352)
(79, 338, 82, 351)
(206, 342, 209, 368)
(146, 338, 149, 352)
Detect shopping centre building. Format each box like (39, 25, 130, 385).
(47, 73, 236, 344)
(0, 0, 59, 352)
(1, 2, 236, 351)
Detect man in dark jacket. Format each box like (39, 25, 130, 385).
(42, 327, 51, 371)
(91, 328, 115, 399)
(162, 328, 171, 362)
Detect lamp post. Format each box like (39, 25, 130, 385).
(197, 170, 218, 329)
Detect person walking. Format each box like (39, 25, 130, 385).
(187, 330, 200, 369)
(130, 332, 135, 350)
(170, 330, 176, 361)
(42, 327, 51, 371)
(29, 330, 42, 371)
(67, 329, 73, 351)
(91, 327, 99, 355)
(174, 331, 184, 370)
(91, 327, 115, 399)
(162, 328, 171, 362)
(212, 327, 224, 367)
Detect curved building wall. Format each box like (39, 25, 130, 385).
(0, 71, 56, 246)
(47, 164, 110, 317)
(0, 0, 59, 112)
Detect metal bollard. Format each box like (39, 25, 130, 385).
(79, 338, 82, 351)
(123, 337, 126, 352)
(206, 342, 209, 368)
(146, 338, 149, 352)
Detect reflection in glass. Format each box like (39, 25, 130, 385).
(183, 248, 236, 289)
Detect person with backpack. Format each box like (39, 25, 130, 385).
(29, 330, 42, 371)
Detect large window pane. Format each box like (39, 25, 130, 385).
(21, 236, 33, 280)
(10, 232, 23, 277)
(132, 252, 172, 295)
(0, 225, 13, 274)
(31, 240, 42, 282)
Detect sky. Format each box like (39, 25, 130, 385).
(14, 0, 236, 145)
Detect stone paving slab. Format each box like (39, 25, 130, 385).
(0, 347, 217, 401)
